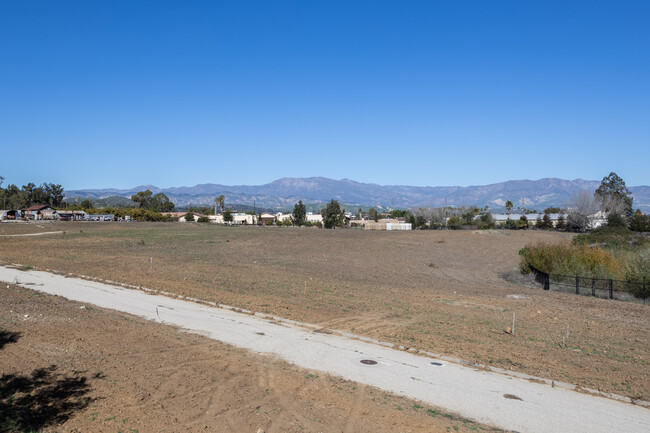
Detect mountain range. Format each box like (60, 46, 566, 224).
(67, 177, 650, 212)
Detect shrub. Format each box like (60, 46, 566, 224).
(606, 213, 627, 228)
(519, 242, 625, 279)
(502, 218, 518, 230)
(539, 213, 553, 230)
(446, 216, 461, 230)
(625, 254, 650, 300)
(573, 225, 648, 250)
(518, 215, 529, 229)
(197, 216, 210, 223)
(476, 213, 495, 230)
(629, 211, 650, 232)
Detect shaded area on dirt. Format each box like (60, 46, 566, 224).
(0, 364, 94, 432)
(0, 330, 21, 350)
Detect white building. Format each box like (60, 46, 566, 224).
(306, 212, 323, 224)
(386, 223, 412, 231)
(232, 213, 256, 225)
(275, 212, 293, 223)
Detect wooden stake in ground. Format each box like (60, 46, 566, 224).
(512, 312, 516, 335)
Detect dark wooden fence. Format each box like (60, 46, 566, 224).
(529, 266, 649, 303)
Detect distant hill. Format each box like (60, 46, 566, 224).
(66, 177, 650, 212)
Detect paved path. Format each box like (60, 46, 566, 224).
(0, 231, 63, 237)
(2, 266, 649, 433)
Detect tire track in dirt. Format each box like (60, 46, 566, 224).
(343, 383, 368, 433)
(264, 367, 317, 433)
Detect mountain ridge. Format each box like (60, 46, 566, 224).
(66, 177, 650, 212)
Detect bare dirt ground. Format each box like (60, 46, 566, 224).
(0, 222, 648, 402)
(0, 283, 506, 433)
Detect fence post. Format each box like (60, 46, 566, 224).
(609, 279, 613, 299)
(592, 278, 596, 297)
(544, 273, 550, 291)
(575, 276, 579, 295)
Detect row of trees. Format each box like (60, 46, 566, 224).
(291, 199, 346, 228)
(0, 177, 65, 209)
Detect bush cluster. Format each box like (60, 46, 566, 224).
(630, 211, 650, 232)
(573, 225, 648, 250)
(87, 207, 174, 222)
(518, 242, 624, 280)
(625, 255, 650, 300)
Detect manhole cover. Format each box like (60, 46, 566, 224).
(430, 362, 443, 366)
(360, 359, 378, 365)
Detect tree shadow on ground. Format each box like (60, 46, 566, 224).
(0, 365, 95, 432)
(0, 330, 21, 350)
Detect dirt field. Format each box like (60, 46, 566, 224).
(0, 283, 507, 432)
(1, 221, 648, 403)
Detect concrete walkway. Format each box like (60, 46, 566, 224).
(2, 266, 648, 433)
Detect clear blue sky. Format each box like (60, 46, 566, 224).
(1, 1, 648, 190)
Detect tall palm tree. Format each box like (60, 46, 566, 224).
(505, 200, 513, 217)
(215, 195, 225, 214)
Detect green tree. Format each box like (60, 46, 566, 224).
(461, 210, 475, 225)
(292, 200, 307, 226)
(223, 209, 233, 222)
(606, 213, 628, 228)
(44, 183, 64, 207)
(629, 210, 650, 232)
(130, 190, 174, 212)
(541, 213, 552, 229)
(505, 200, 514, 216)
(595, 172, 633, 217)
(184, 212, 195, 222)
(80, 199, 93, 209)
(131, 190, 153, 209)
(477, 212, 495, 230)
(518, 215, 529, 229)
(556, 214, 567, 231)
(368, 207, 378, 221)
(151, 193, 174, 212)
(321, 199, 345, 229)
(407, 214, 416, 227)
(446, 216, 461, 230)
(415, 215, 427, 229)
